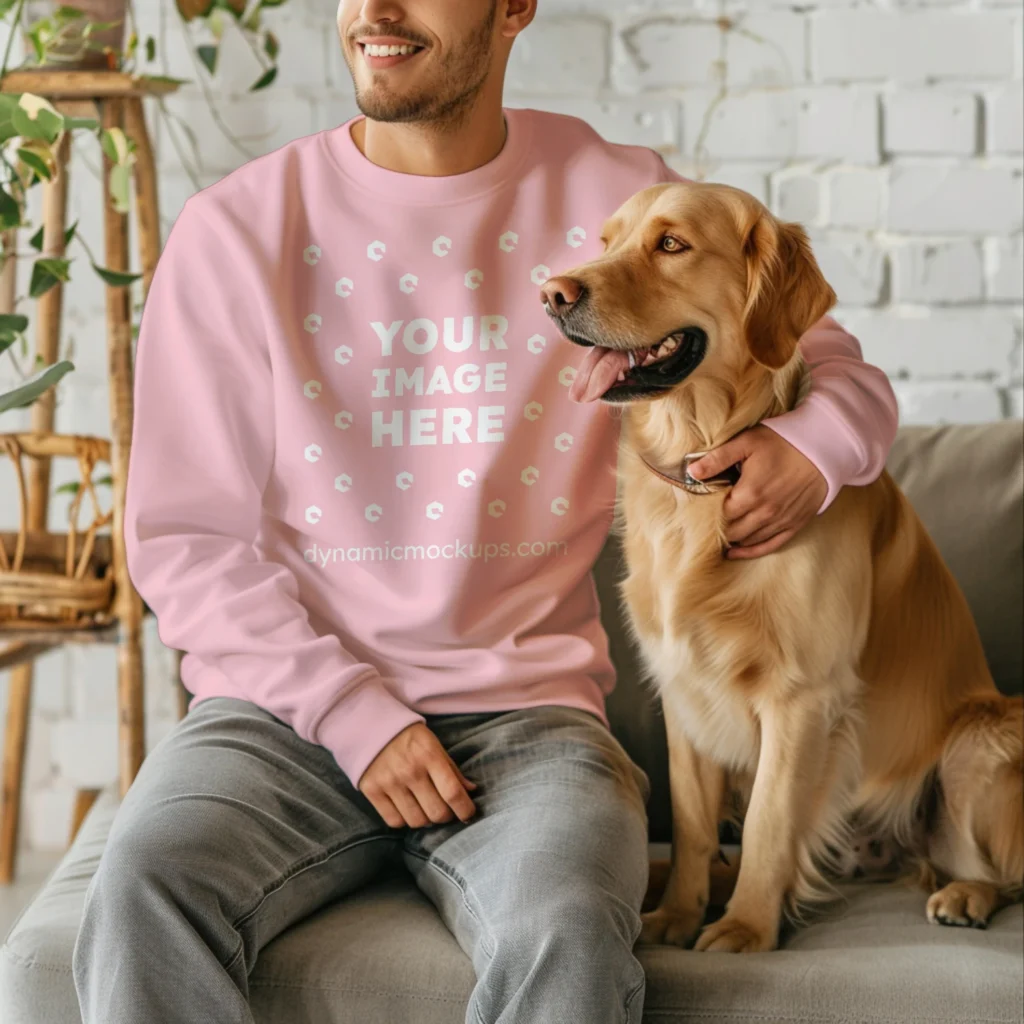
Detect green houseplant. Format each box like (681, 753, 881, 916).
(0, 0, 289, 430)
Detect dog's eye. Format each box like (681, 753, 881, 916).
(660, 236, 690, 253)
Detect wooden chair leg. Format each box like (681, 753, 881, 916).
(102, 96, 147, 797)
(0, 663, 33, 884)
(68, 787, 100, 844)
(116, 624, 145, 797)
(175, 650, 189, 721)
(124, 96, 161, 301)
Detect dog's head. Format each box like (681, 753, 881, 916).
(541, 181, 836, 405)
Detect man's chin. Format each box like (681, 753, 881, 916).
(354, 92, 434, 124)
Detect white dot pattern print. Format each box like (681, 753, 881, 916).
(292, 168, 618, 596)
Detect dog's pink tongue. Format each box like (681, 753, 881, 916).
(569, 347, 631, 403)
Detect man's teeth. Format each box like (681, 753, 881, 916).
(365, 43, 419, 56)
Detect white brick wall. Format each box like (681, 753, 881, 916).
(3, 0, 1022, 853)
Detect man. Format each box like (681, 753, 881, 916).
(72, 2, 899, 1021)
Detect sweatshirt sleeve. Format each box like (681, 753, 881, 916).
(762, 316, 899, 512)
(646, 153, 899, 512)
(125, 194, 424, 786)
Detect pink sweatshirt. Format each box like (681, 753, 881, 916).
(125, 107, 898, 785)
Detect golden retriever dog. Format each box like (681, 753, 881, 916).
(540, 181, 1024, 953)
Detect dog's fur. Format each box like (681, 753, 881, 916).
(547, 182, 1024, 952)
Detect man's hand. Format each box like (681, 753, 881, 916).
(687, 426, 828, 560)
(359, 723, 478, 828)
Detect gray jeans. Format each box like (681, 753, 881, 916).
(71, 697, 651, 1024)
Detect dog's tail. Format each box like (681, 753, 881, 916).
(940, 693, 1024, 894)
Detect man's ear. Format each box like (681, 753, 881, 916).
(741, 213, 837, 370)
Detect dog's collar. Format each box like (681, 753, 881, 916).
(638, 450, 741, 495)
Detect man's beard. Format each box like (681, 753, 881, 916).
(348, 4, 497, 127)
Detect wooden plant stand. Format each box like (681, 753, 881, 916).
(0, 71, 179, 883)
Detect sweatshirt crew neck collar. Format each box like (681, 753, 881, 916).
(320, 106, 532, 206)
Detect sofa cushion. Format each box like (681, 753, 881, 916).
(2, 786, 1022, 1024)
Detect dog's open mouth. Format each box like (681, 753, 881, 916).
(567, 328, 708, 403)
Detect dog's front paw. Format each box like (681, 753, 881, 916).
(926, 882, 998, 929)
(694, 914, 777, 953)
(639, 906, 704, 947)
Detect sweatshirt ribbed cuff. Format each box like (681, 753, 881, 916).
(314, 674, 425, 787)
(762, 393, 865, 513)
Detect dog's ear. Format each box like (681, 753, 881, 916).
(741, 213, 836, 370)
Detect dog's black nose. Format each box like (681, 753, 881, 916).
(541, 276, 584, 314)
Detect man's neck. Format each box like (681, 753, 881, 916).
(349, 99, 508, 178)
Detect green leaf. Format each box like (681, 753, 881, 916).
(264, 30, 278, 61)
(93, 474, 112, 487)
(136, 73, 189, 87)
(29, 257, 71, 298)
(0, 336, 17, 357)
(53, 5, 88, 22)
(0, 360, 75, 414)
(100, 126, 132, 164)
(145, 35, 156, 61)
(0, 188, 21, 230)
(29, 220, 78, 252)
(91, 262, 141, 287)
(109, 163, 131, 214)
(197, 44, 218, 75)
(0, 314, 29, 334)
(250, 65, 276, 91)
(12, 95, 64, 143)
(17, 145, 53, 181)
(55, 480, 80, 495)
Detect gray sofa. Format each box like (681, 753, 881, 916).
(3, 422, 1022, 1024)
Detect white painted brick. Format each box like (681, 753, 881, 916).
(256, 14, 331, 91)
(844, 309, 1018, 380)
(772, 168, 824, 224)
(155, 89, 319, 175)
(682, 87, 878, 163)
(309, 94, 364, 136)
(985, 237, 1024, 302)
(515, 97, 680, 151)
(986, 87, 1024, 154)
(508, 19, 609, 94)
(894, 382, 1005, 424)
(808, 232, 886, 306)
(69, 645, 119, 721)
(891, 241, 985, 304)
(25, 781, 77, 852)
(812, 13, 1017, 83)
(53, 374, 111, 445)
(1009, 386, 1023, 419)
(1015, 16, 1022, 81)
(704, 163, 772, 207)
(665, 159, 773, 206)
(616, 14, 805, 91)
(883, 91, 977, 156)
(25, 718, 56, 788)
(52, 719, 118, 788)
(827, 168, 886, 229)
(0, 654, 68, 722)
(889, 164, 1023, 234)
(31, 650, 70, 719)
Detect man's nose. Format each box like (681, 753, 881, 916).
(541, 276, 584, 314)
